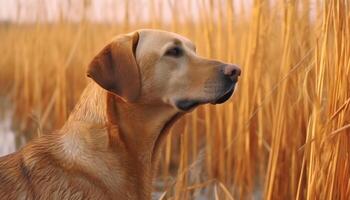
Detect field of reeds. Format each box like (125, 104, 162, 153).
(0, 0, 349, 199)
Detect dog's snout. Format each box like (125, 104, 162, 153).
(223, 64, 241, 79)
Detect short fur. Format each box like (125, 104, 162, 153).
(0, 29, 240, 200)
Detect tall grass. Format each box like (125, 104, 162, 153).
(0, 0, 349, 199)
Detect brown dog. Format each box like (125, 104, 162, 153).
(0, 29, 240, 200)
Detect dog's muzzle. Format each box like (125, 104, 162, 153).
(176, 64, 241, 111)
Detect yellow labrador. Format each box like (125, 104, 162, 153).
(0, 29, 240, 200)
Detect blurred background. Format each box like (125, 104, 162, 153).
(0, 0, 349, 199)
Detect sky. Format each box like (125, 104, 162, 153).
(0, 0, 255, 23)
(0, 0, 319, 24)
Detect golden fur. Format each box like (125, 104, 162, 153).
(0, 29, 240, 200)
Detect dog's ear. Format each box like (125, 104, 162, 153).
(87, 32, 140, 102)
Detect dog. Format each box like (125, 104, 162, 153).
(0, 29, 240, 200)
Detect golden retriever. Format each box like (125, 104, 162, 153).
(0, 29, 240, 200)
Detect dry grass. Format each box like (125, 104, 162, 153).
(0, 0, 349, 199)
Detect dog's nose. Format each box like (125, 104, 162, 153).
(223, 64, 241, 80)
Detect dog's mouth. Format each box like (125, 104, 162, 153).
(210, 85, 235, 105)
(175, 100, 201, 111)
(175, 84, 236, 111)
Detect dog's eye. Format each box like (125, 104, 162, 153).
(165, 47, 183, 58)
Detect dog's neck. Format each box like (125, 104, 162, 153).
(60, 82, 179, 198)
(65, 82, 178, 155)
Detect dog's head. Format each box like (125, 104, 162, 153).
(87, 29, 240, 111)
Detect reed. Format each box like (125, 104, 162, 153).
(0, 0, 349, 199)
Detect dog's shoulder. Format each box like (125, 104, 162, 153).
(0, 134, 111, 200)
(0, 145, 40, 199)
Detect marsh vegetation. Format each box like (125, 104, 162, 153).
(0, 0, 349, 199)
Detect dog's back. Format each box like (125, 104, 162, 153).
(0, 135, 110, 200)
(0, 152, 27, 199)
